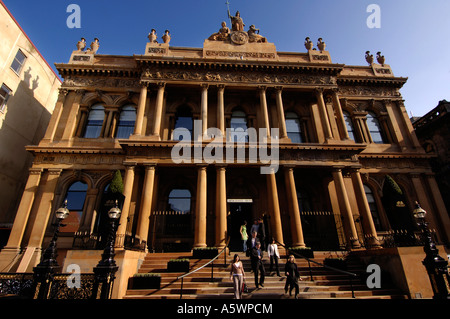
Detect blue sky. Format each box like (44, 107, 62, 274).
(3, 0, 449, 117)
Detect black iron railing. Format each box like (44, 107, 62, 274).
(177, 238, 230, 299)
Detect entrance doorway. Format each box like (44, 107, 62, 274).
(227, 202, 252, 252)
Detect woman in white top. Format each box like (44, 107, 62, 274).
(230, 254, 246, 299)
(267, 238, 281, 276)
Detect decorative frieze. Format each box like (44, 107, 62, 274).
(142, 67, 337, 86)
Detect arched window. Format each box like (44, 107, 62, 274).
(173, 105, 193, 141)
(83, 104, 105, 138)
(364, 184, 382, 230)
(230, 109, 248, 143)
(115, 105, 136, 139)
(343, 111, 356, 141)
(63, 181, 88, 232)
(366, 112, 384, 144)
(285, 112, 302, 143)
(168, 189, 191, 213)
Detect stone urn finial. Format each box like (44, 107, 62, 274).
(77, 37, 86, 51)
(317, 38, 326, 52)
(376, 51, 385, 66)
(365, 51, 374, 65)
(90, 38, 100, 54)
(148, 29, 158, 43)
(304, 37, 313, 51)
(162, 30, 171, 44)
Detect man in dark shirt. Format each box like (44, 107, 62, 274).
(250, 242, 265, 288)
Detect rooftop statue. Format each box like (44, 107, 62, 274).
(148, 29, 158, 43)
(77, 37, 86, 51)
(376, 51, 385, 66)
(229, 10, 245, 31)
(365, 51, 374, 65)
(208, 21, 231, 41)
(247, 25, 267, 43)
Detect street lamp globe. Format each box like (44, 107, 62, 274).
(108, 200, 121, 219)
(55, 199, 70, 220)
(413, 201, 427, 220)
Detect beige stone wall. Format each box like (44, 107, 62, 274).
(0, 3, 61, 225)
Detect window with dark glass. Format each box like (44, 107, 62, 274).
(173, 105, 193, 141)
(0, 84, 12, 112)
(343, 111, 356, 141)
(63, 181, 88, 233)
(115, 105, 136, 139)
(297, 189, 312, 212)
(10, 50, 26, 75)
(285, 112, 302, 143)
(366, 112, 384, 143)
(168, 189, 191, 213)
(230, 110, 248, 143)
(364, 184, 382, 230)
(83, 104, 105, 138)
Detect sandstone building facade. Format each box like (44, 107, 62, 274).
(0, 14, 448, 298)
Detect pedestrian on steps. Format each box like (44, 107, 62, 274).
(230, 254, 246, 299)
(285, 254, 302, 299)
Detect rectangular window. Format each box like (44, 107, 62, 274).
(0, 84, 12, 113)
(10, 49, 27, 75)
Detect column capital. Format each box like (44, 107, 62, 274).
(258, 85, 267, 91)
(156, 82, 166, 88)
(143, 162, 157, 170)
(47, 168, 63, 175)
(123, 161, 137, 168)
(29, 168, 43, 175)
(217, 84, 225, 90)
(139, 81, 150, 88)
(200, 83, 209, 89)
(314, 87, 324, 94)
(274, 85, 283, 92)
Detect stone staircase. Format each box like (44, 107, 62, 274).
(123, 251, 407, 299)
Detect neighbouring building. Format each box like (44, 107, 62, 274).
(412, 100, 450, 216)
(0, 10, 448, 299)
(0, 1, 61, 248)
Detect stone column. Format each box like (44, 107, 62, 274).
(275, 86, 288, 139)
(62, 90, 85, 140)
(384, 99, 406, 147)
(116, 164, 135, 248)
(194, 165, 208, 248)
(332, 168, 361, 249)
(136, 164, 156, 249)
(215, 166, 227, 248)
(350, 168, 381, 248)
(217, 84, 225, 136)
(266, 170, 284, 245)
(201, 84, 208, 138)
(42, 89, 68, 143)
(3, 168, 43, 251)
(397, 100, 422, 149)
(134, 84, 149, 136)
(259, 86, 271, 139)
(315, 88, 333, 140)
(410, 173, 439, 234)
(27, 169, 62, 248)
(424, 173, 450, 243)
(284, 166, 306, 248)
(332, 89, 350, 140)
(152, 82, 166, 138)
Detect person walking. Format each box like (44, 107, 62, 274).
(240, 221, 248, 253)
(267, 238, 281, 276)
(250, 242, 265, 288)
(285, 255, 302, 299)
(230, 254, 246, 299)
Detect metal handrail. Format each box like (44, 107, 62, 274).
(177, 238, 230, 299)
(275, 240, 358, 298)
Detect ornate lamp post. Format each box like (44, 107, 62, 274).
(413, 201, 450, 299)
(33, 200, 69, 299)
(91, 200, 121, 299)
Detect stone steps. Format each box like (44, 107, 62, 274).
(123, 250, 408, 300)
